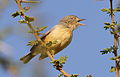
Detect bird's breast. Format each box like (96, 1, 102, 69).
(44, 27, 73, 53)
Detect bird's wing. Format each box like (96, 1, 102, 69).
(40, 25, 58, 40)
(30, 26, 56, 52)
(30, 31, 51, 51)
(40, 30, 51, 40)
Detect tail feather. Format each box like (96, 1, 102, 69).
(20, 52, 35, 64)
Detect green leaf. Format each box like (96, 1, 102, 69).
(23, 7, 30, 12)
(46, 40, 58, 47)
(109, 65, 120, 72)
(27, 40, 39, 46)
(50, 56, 68, 70)
(46, 41, 52, 47)
(35, 26, 39, 29)
(103, 22, 115, 30)
(104, 22, 110, 25)
(71, 74, 79, 77)
(101, 8, 109, 12)
(12, 11, 20, 18)
(28, 30, 34, 33)
(52, 40, 58, 44)
(86, 75, 92, 77)
(103, 22, 111, 30)
(58, 56, 68, 64)
(109, 66, 116, 72)
(100, 46, 114, 55)
(18, 20, 27, 24)
(104, 25, 110, 30)
(25, 16, 35, 22)
(101, 8, 110, 14)
(110, 55, 120, 61)
(37, 26, 48, 32)
(113, 7, 120, 12)
(50, 56, 68, 64)
(58, 74, 63, 77)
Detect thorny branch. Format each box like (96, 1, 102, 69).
(110, 0, 119, 77)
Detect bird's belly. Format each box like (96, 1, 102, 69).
(44, 28, 72, 54)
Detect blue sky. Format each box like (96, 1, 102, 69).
(0, 0, 120, 77)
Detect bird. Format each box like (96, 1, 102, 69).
(20, 15, 85, 64)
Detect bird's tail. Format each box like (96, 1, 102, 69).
(20, 52, 35, 64)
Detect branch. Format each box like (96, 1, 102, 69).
(110, 0, 114, 23)
(15, 0, 71, 77)
(109, 0, 119, 77)
(21, 1, 40, 3)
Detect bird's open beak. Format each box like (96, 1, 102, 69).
(77, 19, 86, 26)
(78, 19, 86, 22)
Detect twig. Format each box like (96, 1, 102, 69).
(21, 1, 40, 3)
(15, 0, 71, 77)
(109, 0, 119, 77)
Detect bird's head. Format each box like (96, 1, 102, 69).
(59, 15, 85, 31)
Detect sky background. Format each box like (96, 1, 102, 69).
(0, 0, 120, 77)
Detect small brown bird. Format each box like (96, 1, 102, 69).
(20, 15, 85, 64)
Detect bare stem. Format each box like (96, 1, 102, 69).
(110, 0, 119, 77)
(16, 0, 71, 76)
(21, 1, 40, 3)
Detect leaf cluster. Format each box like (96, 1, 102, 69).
(25, 16, 34, 22)
(12, 6, 31, 18)
(85, 75, 92, 77)
(27, 40, 39, 46)
(103, 22, 114, 30)
(12, 6, 35, 24)
(50, 56, 68, 70)
(46, 40, 58, 47)
(100, 46, 115, 55)
(51, 56, 68, 65)
(109, 66, 120, 72)
(101, 7, 120, 14)
(103, 22, 119, 30)
(110, 55, 120, 61)
(71, 74, 80, 77)
(58, 74, 63, 77)
(11, 11, 21, 18)
(12, 12, 35, 24)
